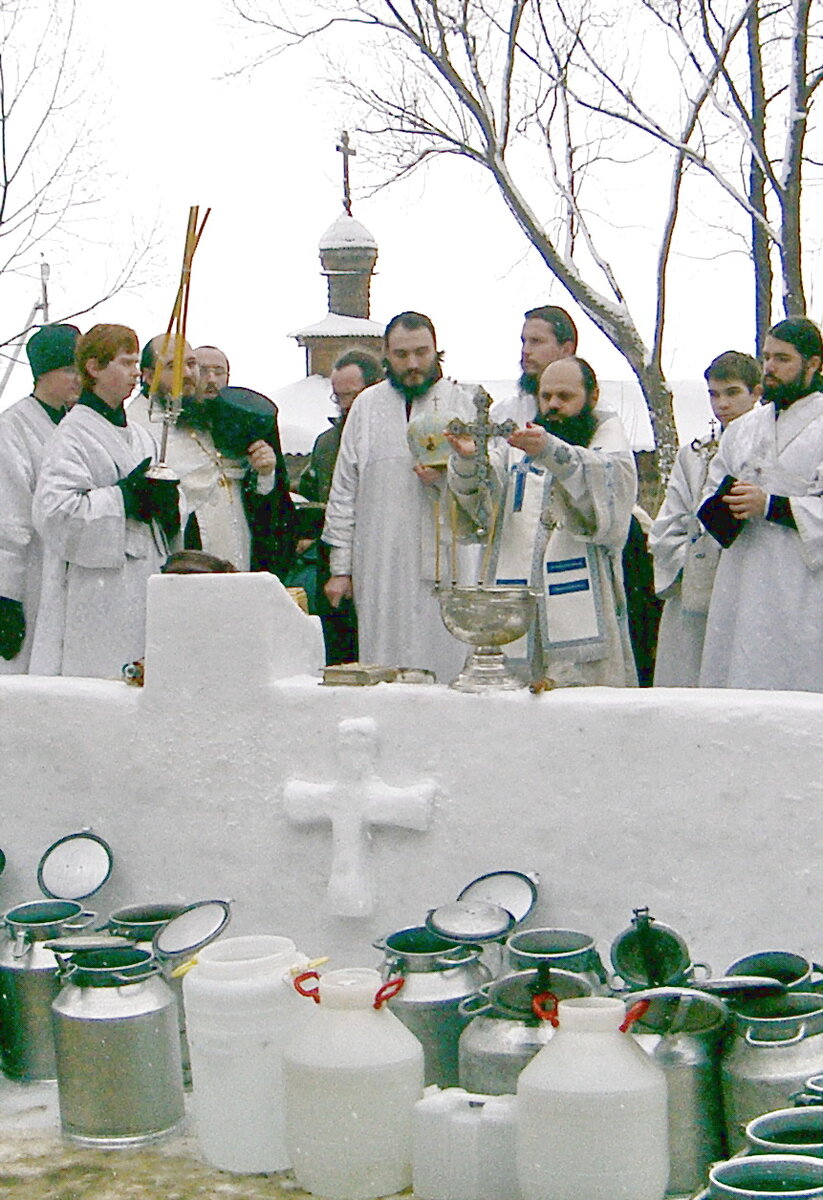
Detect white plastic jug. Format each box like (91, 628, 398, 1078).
(413, 1085, 521, 1200)
(516, 995, 669, 1200)
(182, 933, 305, 1172)
(284, 966, 424, 1200)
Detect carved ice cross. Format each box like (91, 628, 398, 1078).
(283, 717, 436, 917)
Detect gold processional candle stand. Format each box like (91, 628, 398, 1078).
(146, 206, 211, 481)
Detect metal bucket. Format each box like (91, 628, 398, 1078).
(374, 924, 491, 1087)
(51, 946, 185, 1146)
(506, 927, 608, 994)
(0, 899, 94, 1080)
(722, 992, 823, 1151)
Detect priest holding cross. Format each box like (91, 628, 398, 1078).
(448, 356, 638, 687)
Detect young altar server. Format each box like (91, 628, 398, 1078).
(698, 317, 823, 692)
(649, 351, 760, 687)
(29, 324, 180, 678)
(448, 356, 637, 687)
(0, 324, 80, 673)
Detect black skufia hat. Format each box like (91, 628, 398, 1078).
(208, 386, 278, 459)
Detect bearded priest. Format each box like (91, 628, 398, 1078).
(448, 356, 637, 688)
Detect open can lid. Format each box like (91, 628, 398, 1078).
(37, 831, 114, 901)
(152, 899, 232, 960)
(456, 870, 539, 925)
(426, 899, 514, 944)
(0, 847, 5, 876)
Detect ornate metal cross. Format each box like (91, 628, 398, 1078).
(446, 386, 516, 537)
(336, 130, 356, 216)
(282, 717, 436, 918)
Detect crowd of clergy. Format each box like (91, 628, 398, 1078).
(0, 306, 821, 694)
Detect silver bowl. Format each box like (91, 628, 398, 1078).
(437, 584, 537, 692)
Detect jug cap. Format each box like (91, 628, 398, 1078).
(152, 899, 231, 960)
(456, 870, 538, 924)
(426, 899, 514, 943)
(37, 830, 113, 900)
(610, 907, 691, 987)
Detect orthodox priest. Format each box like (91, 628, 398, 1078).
(0, 324, 80, 673)
(30, 324, 179, 677)
(322, 311, 481, 682)
(449, 357, 637, 687)
(130, 335, 294, 577)
(698, 317, 823, 692)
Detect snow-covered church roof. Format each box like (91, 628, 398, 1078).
(289, 313, 385, 341)
(319, 212, 378, 252)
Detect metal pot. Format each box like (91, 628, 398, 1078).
(725, 952, 823, 993)
(458, 967, 591, 1095)
(722, 992, 823, 1151)
(51, 946, 185, 1145)
(629, 985, 729, 1196)
(374, 924, 492, 1087)
(0, 899, 94, 1080)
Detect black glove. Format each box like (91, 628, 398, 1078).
(0, 597, 25, 661)
(117, 459, 180, 538)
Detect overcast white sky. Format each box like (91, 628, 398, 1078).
(3, 0, 813, 434)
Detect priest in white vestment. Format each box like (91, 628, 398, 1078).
(698, 318, 823, 692)
(0, 324, 80, 673)
(129, 336, 293, 575)
(322, 312, 481, 682)
(30, 325, 179, 679)
(449, 357, 637, 687)
(490, 304, 578, 428)
(649, 351, 761, 687)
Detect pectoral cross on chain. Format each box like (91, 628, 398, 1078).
(446, 387, 516, 537)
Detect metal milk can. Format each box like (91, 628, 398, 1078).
(108, 899, 231, 1088)
(51, 945, 185, 1145)
(0, 830, 113, 1081)
(629, 985, 729, 1196)
(610, 906, 709, 990)
(506, 927, 608, 994)
(722, 991, 823, 1151)
(374, 925, 492, 1087)
(458, 967, 592, 1095)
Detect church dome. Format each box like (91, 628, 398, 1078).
(319, 212, 377, 252)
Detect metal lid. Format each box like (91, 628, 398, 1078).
(45, 935, 132, 954)
(456, 870, 539, 925)
(697, 975, 787, 1001)
(152, 899, 231, 959)
(426, 900, 514, 944)
(0, 847, 5, 876)
(489, 968, 592, 1016)
(626, 987, 728, 1035)
(37, 831, 113, 900)
(610, 908, 691, 987)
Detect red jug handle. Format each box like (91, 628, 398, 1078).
(531, 990, 560, 1026)
(620, 999, 651, 1032)
(374, 977, 405, 1009)
(293, 970, 321, 1004)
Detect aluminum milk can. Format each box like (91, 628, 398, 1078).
(51, 945, 185, 1145)
(0, 899, 95, 1080)
(722, 992, 823, 1151)
(374, 925, 491, 1087)
(458, 967, 592, 1095)
(506, 927, 608, 994)
(629, 986, 729, 1196)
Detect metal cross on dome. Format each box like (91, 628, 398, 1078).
(282, 717, 437, 917)
(336, 130, 356, 216)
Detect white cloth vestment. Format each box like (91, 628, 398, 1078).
(128, 394, 273, 571)
(699, 394, 823, 692)
(322, 378, 480, 682)
(648, 435, 719, 687)
(30, 406, 168, 678)
(450, 410, 638, 687)
(0, 396, 59, 673)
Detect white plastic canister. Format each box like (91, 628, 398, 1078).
(182, 934, 305, 1172)
(413, 1085, 521, 1200)
(516, 995, 669, 1200)
(284, 966, 424, 1200)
